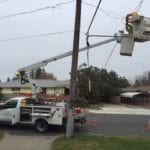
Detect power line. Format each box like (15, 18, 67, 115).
(0, 30, 73, 42)
(85, 0, 102, 71)
(104, 42, 117, 68)
(0, 30, 86, 42)
(86, 0, 102, 35)
(0, 0, 8, 3)
(82, 1, 122, 20)
(134, 0, 145, 12)
(100, 8, 122, 20)
(52, 0, 75, 8)
(0, 0, 75, 20)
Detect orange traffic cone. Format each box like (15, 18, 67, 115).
(91, 118, 96, 127)
(147, 120, 150, 130)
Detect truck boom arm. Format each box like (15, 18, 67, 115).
(16, 36, 119, 100)
(18, 37, 118, 73)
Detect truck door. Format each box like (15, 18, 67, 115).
(11, 101, 20, 125)
(1, 100, 18, 123)
(0, 104, 7, 121)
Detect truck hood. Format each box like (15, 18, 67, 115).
(0, 102, 4, 105)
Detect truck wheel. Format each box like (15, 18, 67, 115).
(36, 120, 48, 133)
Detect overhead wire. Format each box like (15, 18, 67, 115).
(84, 0, 121, 71)
(85, 0, 102, 71)
(134, 0, 144, 12)
(85, 0, 103, 92)
(85, 0, 103, 70)
(0, 0, 75, 20)
(84, 0, 145, 70)
(0, 30, 73, 42)
(0, 0, 8, 3)
(0, 30, 86, 42)
(104, 42, 117, 69)
(52, 0, 75, 8)
(82, 1, 123, 20)
(86, 0, 102, 36)
(99, 8, 121, 20)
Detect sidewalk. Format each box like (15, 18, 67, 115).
(88, 104, 150, 115)
(0, 131, 60, 150)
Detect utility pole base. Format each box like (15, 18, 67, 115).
(66, 109, 74, 138)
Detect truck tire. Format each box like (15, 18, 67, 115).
(36, 120, 48, 133)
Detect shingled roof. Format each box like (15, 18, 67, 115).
(0, 80, 70, 88)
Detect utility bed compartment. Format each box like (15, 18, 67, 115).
(20, 107, 32, 121)
(20, 105, 64, 125)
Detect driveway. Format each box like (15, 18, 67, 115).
(0, 125, 62, 150)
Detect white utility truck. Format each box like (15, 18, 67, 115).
(2, 14, 148, 132)
(0, 96, 86, 132)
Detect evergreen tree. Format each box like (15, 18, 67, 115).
(7, 77, 11, 82)
(29, 67, 57, 80)
(30, 70, 35, 79)
(35, 68, 42, 79)
(78, 66, 129, 103)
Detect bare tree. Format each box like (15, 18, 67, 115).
(134, 71, 150, 87)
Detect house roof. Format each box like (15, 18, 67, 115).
(121, 87, 139, 92)
(121, 92, 142, 98)
(122, 86, 150, 93)
(0, 80, 70, 88)
(137, 86, 150, 93)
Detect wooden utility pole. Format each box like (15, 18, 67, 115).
(66, 0, 82, 138)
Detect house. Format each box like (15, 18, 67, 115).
(0, 79, 70, 101)
(121, 86, 150, 105)
(122, 86, 150, 93)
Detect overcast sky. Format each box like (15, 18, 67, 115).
(0, 0, 150, 82)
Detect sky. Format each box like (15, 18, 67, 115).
(0, 0, 150, 83)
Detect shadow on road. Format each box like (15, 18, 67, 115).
(0, 124, 65, 136)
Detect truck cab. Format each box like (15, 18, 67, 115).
(0, 97, 24, 124)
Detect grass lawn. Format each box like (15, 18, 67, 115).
(52, 134, 150, 150)
(0, 130, 4, 141)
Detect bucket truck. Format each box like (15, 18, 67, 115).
(0, 34, 118, 133)
(1, 13, 150, 132)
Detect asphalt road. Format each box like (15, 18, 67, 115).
(75, 113, 150, 136)
(0, 124, 64, 136)
(0, 113, 150, 137)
